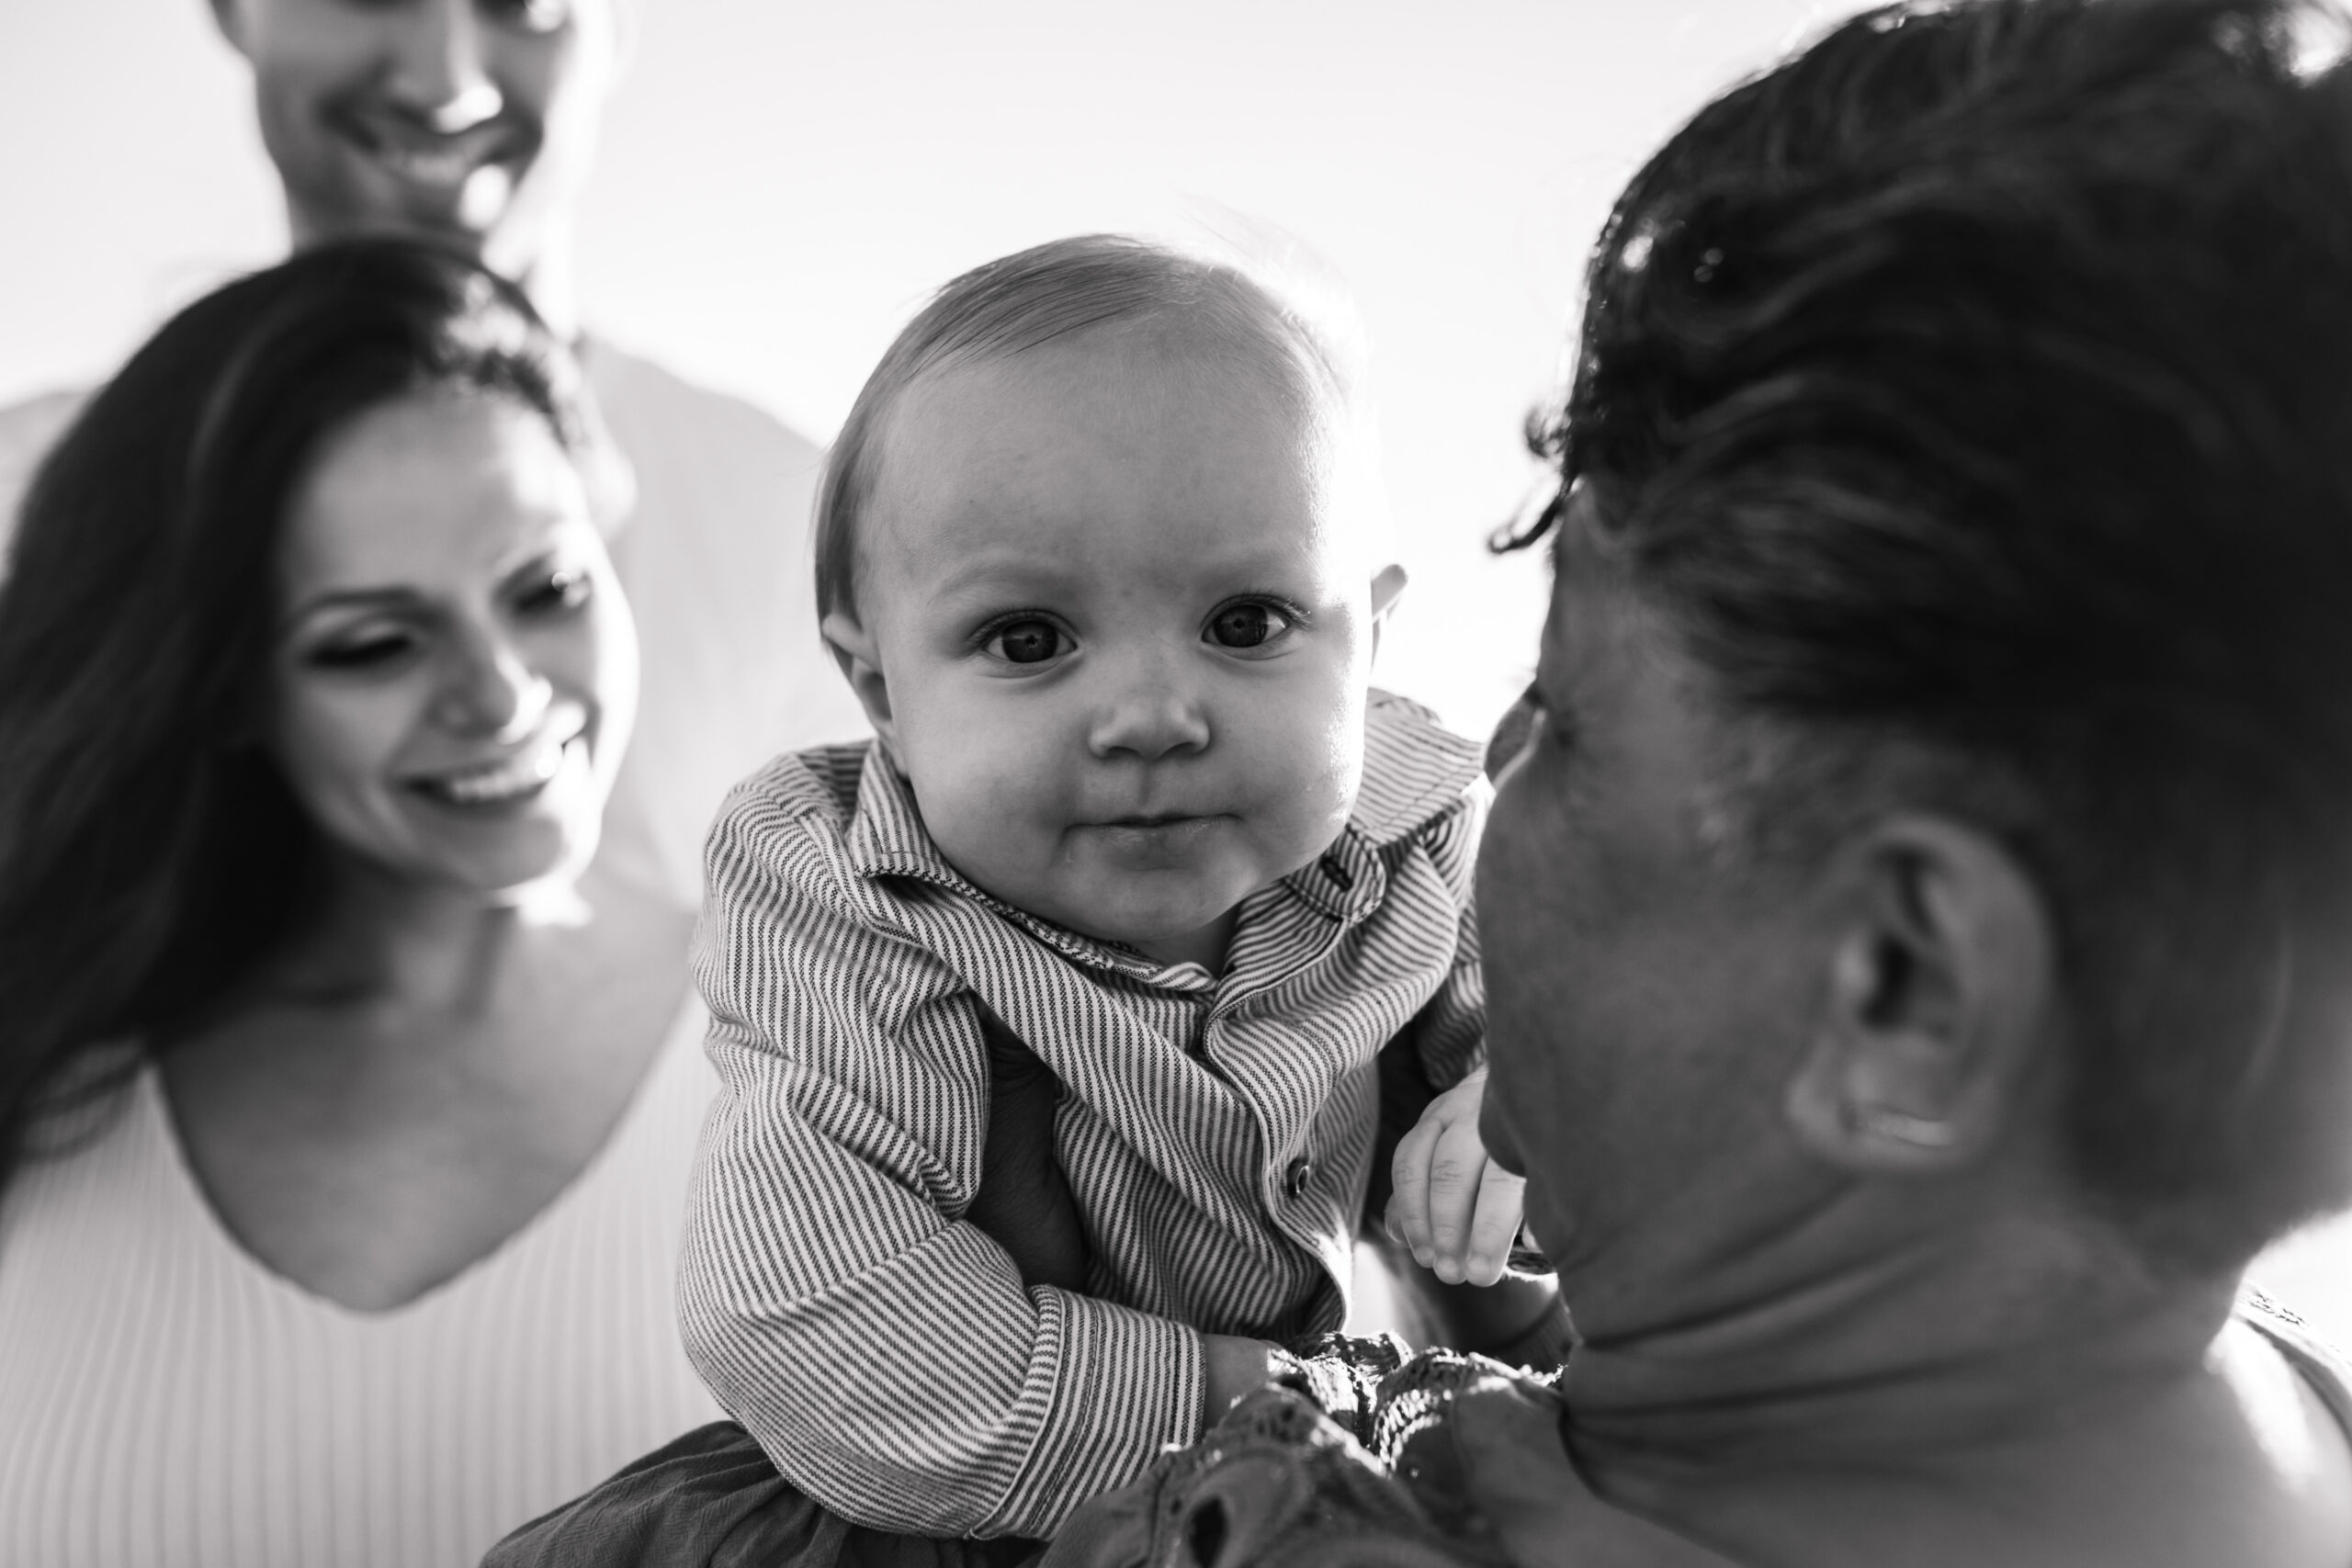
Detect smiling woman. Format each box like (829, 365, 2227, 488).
(271, 388, 635, 897)
(0, 241, 728, 1568)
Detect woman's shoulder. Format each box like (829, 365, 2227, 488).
(2, 1044, 164, 1231)
(0, 1056, 200, 1356)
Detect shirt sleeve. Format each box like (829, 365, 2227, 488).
(677, 782, 1206, 1540)
(1404, 785, 1488, 1092)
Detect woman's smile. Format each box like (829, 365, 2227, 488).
(403, 717, 591, 812)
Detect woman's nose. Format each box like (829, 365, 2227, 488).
(1087, 662, 1211, 761)
(385, 0, 503, 134)
(435, 630, 552, 739)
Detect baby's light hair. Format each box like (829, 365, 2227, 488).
(815, 233, 1374, 624)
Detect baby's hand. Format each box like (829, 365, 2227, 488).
(1385, 1066, 1525, 1287)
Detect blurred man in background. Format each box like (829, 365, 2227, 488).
(0, 0, 865, 907)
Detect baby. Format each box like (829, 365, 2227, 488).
(679, 235, 1524, 1541)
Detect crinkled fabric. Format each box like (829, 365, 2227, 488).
(1039, 1340, 1516, 1568)
(1040, 1383, 1500, 1568)
(1041, 1342, 1740, 1568)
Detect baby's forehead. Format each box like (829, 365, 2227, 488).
(878, 324, 1334, 487)
(933, 311, 1333, 424)
(862, 343, 1366, 579)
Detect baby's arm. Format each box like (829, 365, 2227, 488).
(966, 1022, 1285, 1428)
(679, 787, 1206, 1540)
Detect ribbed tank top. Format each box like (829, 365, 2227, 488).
(0, 999, 726, 1568)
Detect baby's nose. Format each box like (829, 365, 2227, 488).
(1087, 679, 1210, 761)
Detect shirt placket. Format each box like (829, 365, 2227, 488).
(1203, 832, 1391, 1270)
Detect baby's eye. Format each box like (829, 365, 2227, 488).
(1204, 601, 1296, 650)
(989, 617, 1065, 665)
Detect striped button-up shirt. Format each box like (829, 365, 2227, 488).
(679, 692, 1487, 1540)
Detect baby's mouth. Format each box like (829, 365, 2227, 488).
(1080, 813, 1232, 857)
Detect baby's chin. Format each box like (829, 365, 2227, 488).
(1040, 885, 1238, 948)
(983, 865, 1256, 956)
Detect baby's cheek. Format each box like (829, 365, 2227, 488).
(904, 717, 1065, 867)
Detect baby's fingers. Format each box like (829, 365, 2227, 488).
(1385, 1111, 1442, 1258)
(1461, 1163, 1529, 1287)
(1420, 1115, 1492, 1283)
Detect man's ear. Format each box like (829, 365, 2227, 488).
(1783, 816, 2056, 1174)
(820, 610, 898, 753)
(1366, 563, 1408, 660)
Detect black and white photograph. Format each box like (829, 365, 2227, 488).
(6, 1, 2352, 1563)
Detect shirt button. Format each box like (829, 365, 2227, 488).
(1319, 852, 1354, 890)
(1283, 1156, 1314, 1201)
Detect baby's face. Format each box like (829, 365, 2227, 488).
(833, 328, 1392, 962)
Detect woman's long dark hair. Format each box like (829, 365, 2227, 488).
(0, 240, 589, 1195)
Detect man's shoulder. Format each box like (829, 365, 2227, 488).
(582, 338, 822, 475)
(0, 388, 91, 558)
(0, 387, 85, 446)
(1351, 689, 1489, 849)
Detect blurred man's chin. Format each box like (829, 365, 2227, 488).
(299, 199, 496, 259)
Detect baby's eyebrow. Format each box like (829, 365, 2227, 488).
(922, 560, 1073, 605)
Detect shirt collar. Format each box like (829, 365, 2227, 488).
(844, 747, 1174, 979)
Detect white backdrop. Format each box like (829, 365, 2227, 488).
(0, 0, 1838, 739)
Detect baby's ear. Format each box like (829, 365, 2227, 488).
(820, 611, 898, 750)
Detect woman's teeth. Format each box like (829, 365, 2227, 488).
(417, 737, 577, 807)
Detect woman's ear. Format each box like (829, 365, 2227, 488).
(820, 611, 898, 753)
(1783, 815, 2057, 1174)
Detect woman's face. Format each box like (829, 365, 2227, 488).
(270, 388, 638, 900)
(1476, 496, 1826, 1300)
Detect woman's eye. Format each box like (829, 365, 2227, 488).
(305, 631, 416, 671)
(515, 569, 592, 616)
(1205, 602, 1293, 649)
(989, 618, 1064, 665)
